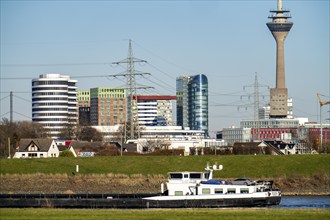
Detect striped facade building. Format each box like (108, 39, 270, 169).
(32, 74, 78, 138)
(135, 95, 176, 126)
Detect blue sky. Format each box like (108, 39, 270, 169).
(1, 0, 329, 133)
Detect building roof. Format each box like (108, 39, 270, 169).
(18, 138, 55, 152)
(264, 140, 295, 150)
(57, 144, 70, 151)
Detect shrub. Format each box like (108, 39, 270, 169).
(59, 150, 74, 157)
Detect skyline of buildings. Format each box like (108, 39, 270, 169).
(16, 0, 330, 145)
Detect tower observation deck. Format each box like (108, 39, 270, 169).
(266, 0, 293, 118)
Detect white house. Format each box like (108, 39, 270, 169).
(13, 138, 59, 158)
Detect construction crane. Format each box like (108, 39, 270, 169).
(316, 93, 330, 152)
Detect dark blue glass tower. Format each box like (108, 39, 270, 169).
(189, 74, 208, 136)
(176, 74, 208, 136)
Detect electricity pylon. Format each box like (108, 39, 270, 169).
(110, 40, 153, 141)
(241, 73, 269, 140)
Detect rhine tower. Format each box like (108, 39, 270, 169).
(267, 0, 293, 118)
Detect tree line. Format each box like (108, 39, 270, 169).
(0, 118, 102, 158)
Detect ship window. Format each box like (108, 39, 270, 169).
(175, 191, 183, 196)
(202, 188, 211, 194)
(190, 173, 201, 179)
(170, 173, 183, 179)
(184, 174, 189, 178)
(215, 188, 223, 194)
(227, 188, 236, 194)
(240, 188, 249, 194)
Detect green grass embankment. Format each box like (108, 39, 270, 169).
(1, 154, 329, 178)
(0, 155, 329, 195)
(1, 208, 329, 220)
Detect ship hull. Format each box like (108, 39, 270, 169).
(0, 193, 281, 208)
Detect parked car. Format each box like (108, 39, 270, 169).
(227, 178, 255, 186)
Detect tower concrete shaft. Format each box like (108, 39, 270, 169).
(267, 0, 293, 89)
(267, 0, 293, 118)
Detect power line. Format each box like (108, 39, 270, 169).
(13, 94, 31, 103)
(0, 62, 112, 67)
(0, 77, 33, 80)
(132, 40, 199, 75)
(0, 112, 9, 117)
(0, 91, 30, 94)
(13, 111, 32, 119)
(0, 75, 111, 80)
(0, 95, 10, 101)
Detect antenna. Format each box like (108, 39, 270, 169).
(205, 163, 223, 180)
(10, 91, 13, 123)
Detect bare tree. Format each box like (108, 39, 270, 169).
(0, 118, 46, 158)
(140, 138, 171, 152)
(78, 126, 103, 142)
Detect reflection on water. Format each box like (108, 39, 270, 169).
(277, 196, 330, 209)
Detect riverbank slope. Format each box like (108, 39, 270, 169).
(1, 155, 329, 195)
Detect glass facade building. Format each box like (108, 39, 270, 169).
(176, 74, 208, 136)
(176, 76, 191, 129)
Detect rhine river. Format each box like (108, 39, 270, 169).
(277, 196, 330, 209)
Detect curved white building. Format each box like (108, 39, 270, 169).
(32, 74, 78, 138)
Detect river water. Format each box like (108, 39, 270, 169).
(277, 196, 330, 209)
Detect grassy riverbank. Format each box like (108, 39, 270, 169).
(1, 154, 329, 178)
(1, 154, 329, 195)
(1, 208, 329, 220)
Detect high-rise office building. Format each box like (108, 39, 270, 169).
(89, 87, 126, 126)
(135, 95, 176, 126)
(176, 74, 208, 136)
(267, 0, 293, 118)
(77, 90, 90, 125)
(32, 74, 78, 138)
(77, 90, 90, 108)
(176, 76, 191, 128)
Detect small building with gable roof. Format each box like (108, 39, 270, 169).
(13, 138, 59, 158)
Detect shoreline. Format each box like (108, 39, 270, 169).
(281, 192, 330, 196)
